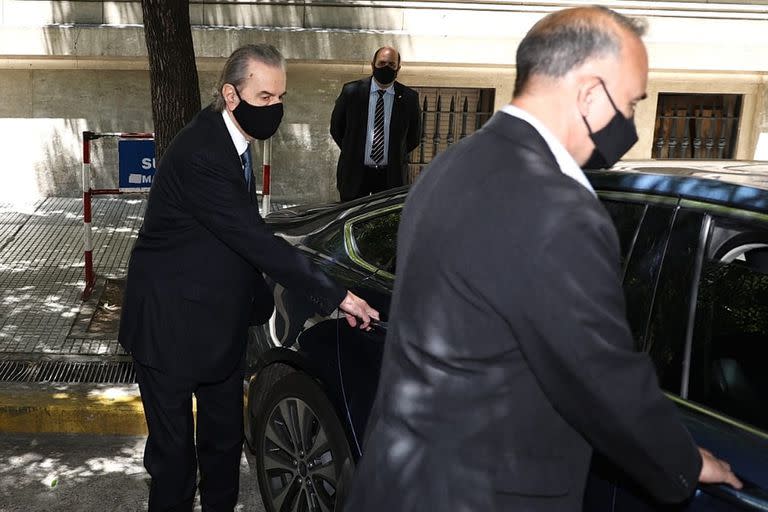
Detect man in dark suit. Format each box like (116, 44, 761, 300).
(331, 46, 421, 201)
(118, 44, 377, 512)
(344, 8, 741, 512)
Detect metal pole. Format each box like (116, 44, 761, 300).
(261, 138, 272, 217)
(82, 131, 95, 301)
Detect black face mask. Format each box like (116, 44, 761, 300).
(232, 87, 283, 140)
(372, 65, 397, 85)
(581, 79, 638, 170)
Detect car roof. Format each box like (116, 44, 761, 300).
(587, 160, 768, 213)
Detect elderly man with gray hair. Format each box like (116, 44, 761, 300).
(119, 44, 378, 511)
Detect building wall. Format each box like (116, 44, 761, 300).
(0, 0, 767, 203)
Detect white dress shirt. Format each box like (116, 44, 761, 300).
(222, 110, 250, 160)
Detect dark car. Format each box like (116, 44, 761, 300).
(244, 161, 768, 512)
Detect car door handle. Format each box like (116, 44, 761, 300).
(700, 476, 768, 511)
(369, 318, 388, 333)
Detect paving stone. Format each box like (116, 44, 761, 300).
(0, 195, 289, 359)
(0, 197, 146, 357)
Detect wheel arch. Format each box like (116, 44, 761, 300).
(245, 347, 357, 458)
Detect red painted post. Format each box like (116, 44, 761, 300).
(261, 138, 272, 217)
(81, 131, 96, 300)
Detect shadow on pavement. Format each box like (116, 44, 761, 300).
(0, 433, 266, 511)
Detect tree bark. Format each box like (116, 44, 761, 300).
(141, 0, 200, 160)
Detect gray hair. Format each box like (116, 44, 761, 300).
(211, 44, 286, 112)
(513, 6, 646, 96)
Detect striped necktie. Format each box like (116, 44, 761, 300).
(370, 90, 385, 163)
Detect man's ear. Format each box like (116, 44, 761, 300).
(222, 83, 238, 110)
(576, 77, 601, 118)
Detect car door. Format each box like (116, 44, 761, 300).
(613, 204, 768, 510)
(585, 193, 679, 510)
(675, 209, 768, 509)
(335, 205, 400, 455)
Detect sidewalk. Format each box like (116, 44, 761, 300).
(0, 196, 274, 510)
(0, 433, 265, 512)
(0, 196, 146, 435)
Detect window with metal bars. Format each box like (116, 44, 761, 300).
(408, 87, 495, 182)
(652, 93, 742, 160)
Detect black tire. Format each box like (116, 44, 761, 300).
(251, 370, 354, 512)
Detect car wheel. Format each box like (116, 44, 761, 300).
(252, 370, 354, 512)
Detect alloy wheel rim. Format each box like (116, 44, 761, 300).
(262, 397, 338, 512)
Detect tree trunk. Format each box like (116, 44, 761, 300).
(141, 0, 200, 161)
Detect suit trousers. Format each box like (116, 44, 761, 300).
(341, 165, 388, 201)
(135, 360, 245, 512)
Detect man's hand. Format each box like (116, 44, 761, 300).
(339, 291, 379, 329)
(699, 447, 742, 489)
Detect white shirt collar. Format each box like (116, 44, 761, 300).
(500, 104, 595, 196)
(222, 110, 250, 157)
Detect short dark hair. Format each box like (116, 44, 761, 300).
(372, 47, 401, 67)
(212, 44, 285, 112)
(513, 7, 646, 96)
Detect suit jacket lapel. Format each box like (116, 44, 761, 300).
(249, 171, 257, 204)
(360, 77, 372, 131)
(203, 106, 258, 201)
(206, 107, 244, 174)
(390, 82, 404, 150)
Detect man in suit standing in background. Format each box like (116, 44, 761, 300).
(331, 46, 421, 201)
(118, 44, 377, 512)
(344, 7, 741, 512)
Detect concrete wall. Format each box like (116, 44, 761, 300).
(0, 68, 153, 203)
(756, 83, 768, 158)
(1, 0, 768, 204)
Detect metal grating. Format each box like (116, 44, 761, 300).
(0, 360, 136, 383)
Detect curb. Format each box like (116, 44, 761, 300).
(0, 382, 147, 435)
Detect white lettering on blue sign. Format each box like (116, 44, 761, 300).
(141, 158, 156, 171)
(119, 139, 155, 191)
(128, 173, 153, 185)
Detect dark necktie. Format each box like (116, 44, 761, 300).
(370, 90, 385, 163)
(240, 148, 252, 189)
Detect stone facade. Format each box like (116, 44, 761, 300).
(0, 0, 767, 203)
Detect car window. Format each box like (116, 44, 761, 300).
(349, 208, 401, 275)
(620, 205, 677, 351)
(687, 219, 768, 431)
(643, 209, 704, 394)
(601, 199, 647, 275)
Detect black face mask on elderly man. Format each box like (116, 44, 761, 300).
(231, 86, 284, 140)
(581, 79, 638, 170)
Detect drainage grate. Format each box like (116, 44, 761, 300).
(0, 360, 136, 384)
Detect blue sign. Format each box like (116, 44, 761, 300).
(118, 139, 156, 191)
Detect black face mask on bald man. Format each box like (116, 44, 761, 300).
(372, 65, 397, 85)
(582, 79, 638, 170)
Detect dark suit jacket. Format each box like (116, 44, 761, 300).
(344, 113, 702, 511)
(118, 106, 345, 380)
(330, 77, 421, 200)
